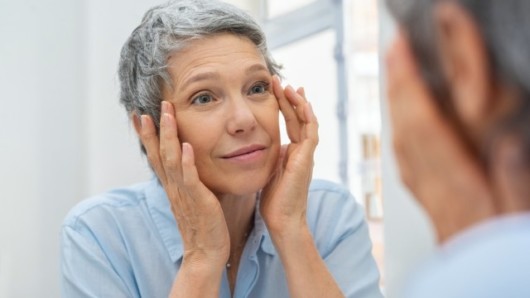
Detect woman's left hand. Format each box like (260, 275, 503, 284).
(260, 75, 319, 237)
(260, 77, 345, 298)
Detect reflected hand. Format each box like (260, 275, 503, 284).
(260, 76, 319, 237)
(139, 101, 229, 270)
(386, 32, 495, 242)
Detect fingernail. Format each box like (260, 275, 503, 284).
(182, 142, 190, 153)
(162, 113, 170, 125)
(140, 115, 147, 128)
(182, 142, 193, 161)
(161, 101, 168, 114)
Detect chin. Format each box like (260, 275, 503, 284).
(206, 170, 272, 197)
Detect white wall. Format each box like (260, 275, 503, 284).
(377, 0, 436, 295)
(0, 1, 86, 296)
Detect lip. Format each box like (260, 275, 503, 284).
(222, 144, 267, 160)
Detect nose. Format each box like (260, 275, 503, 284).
(226, 96, 257, 136)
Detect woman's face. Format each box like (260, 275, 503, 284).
(164, 33, 280, 196)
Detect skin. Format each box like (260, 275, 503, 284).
(386, 1, 529, 243)
(134, 33, 343, 297)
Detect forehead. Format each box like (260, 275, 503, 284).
(167, 33, 266, 81)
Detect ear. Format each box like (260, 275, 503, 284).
(132, 113, 142, 136)
(434, 2, 493, 141)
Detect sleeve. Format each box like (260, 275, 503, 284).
(309, 184, 384, 298)
(61, 225, 135, 298)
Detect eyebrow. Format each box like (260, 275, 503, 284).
(179, 72, 221, 91)
(179, 63, 270, 91)
(245, 63, 269, 75)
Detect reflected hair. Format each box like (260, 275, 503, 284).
(386, 0, 530, 160)
(118, 0, 281, 138)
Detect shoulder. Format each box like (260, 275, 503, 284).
(309, 179, 351, 195)
(62, 180, 153, 230)
(403, 216, 530, 298)
(306, 179, 367, 249)
(307, 179, 361, 219)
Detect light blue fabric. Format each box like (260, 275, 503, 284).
(61, 178, 383, 298)
(402, 213, 530, 298)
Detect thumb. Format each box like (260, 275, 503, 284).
(181, 142, 210, 201)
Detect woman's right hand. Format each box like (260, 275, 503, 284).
(139, 101, 229, 294)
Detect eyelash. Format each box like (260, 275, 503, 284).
(248, 81, 270, 95)
(190, 81, 271, 105)
(191, 93, 214, 105)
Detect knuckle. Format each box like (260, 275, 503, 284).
(164, 157, 178, 171)
(140, 128, 157, 142)
(160, 148, 178, 169)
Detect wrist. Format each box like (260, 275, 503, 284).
(268, 220, 313, 250)
(181, 250, 227, 276)
(170, 260, 223, 298)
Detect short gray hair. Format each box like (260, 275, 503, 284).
(386, 0, 530, 159)
(118, 0, 281, 132)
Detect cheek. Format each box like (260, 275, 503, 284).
(257, 99, 280, 139)
(175, 113, 218, 158)
(252, 99, 280, 147)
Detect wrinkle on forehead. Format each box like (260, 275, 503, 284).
(165, 33, 268, 94)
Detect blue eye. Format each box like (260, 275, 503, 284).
(191, 93, 213, 105)
(249, 82, 269, 95)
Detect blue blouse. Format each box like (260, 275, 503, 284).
(61, 178, 382, 297)
(401, 213, 530, 298)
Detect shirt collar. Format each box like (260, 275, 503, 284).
(254, 202, 276, 256)
(145, 177, 277, 263)
(145, 177, 183, 263)
(442, 211, 530, 253)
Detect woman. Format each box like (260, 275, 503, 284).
(61, 1, 382, 297)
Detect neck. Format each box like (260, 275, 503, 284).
(216, 193, 257, 293)
(491, 136, 530, 213)
(216, 193, 257, 248)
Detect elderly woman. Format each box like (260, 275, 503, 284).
(61, 1, 382, 297)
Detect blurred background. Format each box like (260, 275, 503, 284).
(0, 0, 435, 296)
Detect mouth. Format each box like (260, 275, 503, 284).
(222, 144, 267, 159)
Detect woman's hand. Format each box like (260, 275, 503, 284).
(139, 101, 229, 295)
(259, 77, 345, 298)
(386, 32, 496, 243)
(260, 76, 319, 237)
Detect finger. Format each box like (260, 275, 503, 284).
(159, 101, 183, 183)
(284, 85, 308, 123)
(303, 102, 319, 148)
(296, 86, 306, 99)
(181, 142, 212, 207)
(140, 114, 168, 186)
(285, 86, 318, 143)
(273, 76, 301, 142)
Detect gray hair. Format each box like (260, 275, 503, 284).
(118, 0, 281, 134)
(386, 0, 530, 160)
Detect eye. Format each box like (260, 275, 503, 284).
(249, 81, 269, 95)
(191, 93, 214, 105)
